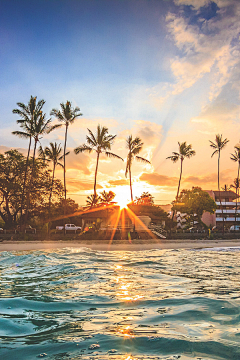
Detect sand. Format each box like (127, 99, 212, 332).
(0, 239, 240, 252)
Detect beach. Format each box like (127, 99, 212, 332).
(0, 239, 240, 251)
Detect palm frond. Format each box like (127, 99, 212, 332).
(74, 145, 93, 154)
(105, 152, 124, 160)
(136, 156, 151, 164)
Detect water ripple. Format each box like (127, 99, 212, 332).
(0, 247, 240, 359)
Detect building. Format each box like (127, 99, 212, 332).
(175, 190, 239, 230)
(203, 190, 239, 229)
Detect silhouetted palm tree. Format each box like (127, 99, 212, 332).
(210, 134, 229, 191)
(50, 101, 82, 213)
(125, 136, 150, 202)
(85, 194, 101, 209)
(39, 142, 67, 210)
(230, 145, 240, 185)
(12, 96, 45, 222)
(210, 134, 229, 233)
(16, 111, 55, 221)
(100, 190, 116, 205)
(221, 184, 231, 191)
(167, 141, 196, 201)
(74, 125, 123, 198)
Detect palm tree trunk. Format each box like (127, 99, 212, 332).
(20, 136, 32, 229)
(129, 164, 133, 202)
(63, 124, 68, 216)
(172, 158, 183, 225)
(49, 161, 56, 212)
(94, 152, 100, 197)
(218, 152, 224, 234)
(176, 158, 183, 201)
(236, 163, 240, 225)
(25, 138, 37, 225)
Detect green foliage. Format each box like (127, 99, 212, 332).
(0, 150, 64, 228)
(172, 187, 217, 226)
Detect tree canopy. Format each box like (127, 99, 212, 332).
(172, 187, 217, 227)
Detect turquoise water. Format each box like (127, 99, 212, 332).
(0, 247, 240, 360)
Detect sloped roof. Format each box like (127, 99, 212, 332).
(213, 190, 238, 200)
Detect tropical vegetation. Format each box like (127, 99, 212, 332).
(125, 135, 150, 202)
(74, 125, 123, 198)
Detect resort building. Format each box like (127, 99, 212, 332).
(176, 190, 240, 229)
(202, 190, 240, 228)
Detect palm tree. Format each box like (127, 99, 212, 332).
(209, 134, 229, 191)
(210, 134, 229, 233)
(230, 178, 240, 225)
(100, 190, 116, 205)
(14, 111, 55, 223)
(85, 194, 101, 209)
(167, 141, 196, 202)
(221, 184, 231, 191)
(50, 101, 82, 213)
(12, 96, 45, 223)
(74, 125, 123, 198)
(39, 142, 67, 210)
(230, 145, 240, 183)
(125, 136, 151, 202)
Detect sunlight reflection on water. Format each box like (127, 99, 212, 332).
(0, 247, 240, 360)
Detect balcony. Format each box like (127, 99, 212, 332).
(216, 209, 239, 214)
(216, 217, 240, 222)
(216, 201, 238, 206)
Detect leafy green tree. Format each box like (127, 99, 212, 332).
(0, 150, 64, 228)
(125, 136, 150, 202)
(12, 96, 45, 221)
(172, 187, 217, 227)
(135, 192, 154, 205)
(167, 142, 196, 201)
(50, 101, 82, 214)
(74, 125, 123, 198)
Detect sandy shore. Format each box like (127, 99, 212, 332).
(0, 239, 240, 252)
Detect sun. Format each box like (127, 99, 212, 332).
(114, 186, 131, 209)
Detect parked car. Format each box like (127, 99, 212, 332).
(229, 225, 240, 232)
(56, 224, 82, 232)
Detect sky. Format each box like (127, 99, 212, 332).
(0, 0, 240, 206)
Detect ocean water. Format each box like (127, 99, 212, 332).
(0, 247, 240, 360)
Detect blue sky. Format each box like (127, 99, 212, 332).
(1, 0, 240, 205)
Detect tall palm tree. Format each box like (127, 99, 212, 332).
(12, 96, 45, 222)
(209, 134, 229, 191)
(209, 134, 229, 233)
(39, 142, 67, 211)
(74, 125, 123, 197)
(50, 101, 82, 213)
(14, 111, 55, 222)
(167, 141, 196, 202)
(230, 145, 240, 183)
(125, 135, 151, 202)
(230, 146, 240, 222)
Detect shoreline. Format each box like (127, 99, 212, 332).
(0, 239, 240, 252)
